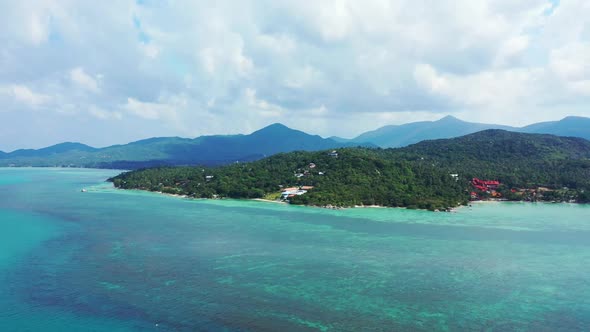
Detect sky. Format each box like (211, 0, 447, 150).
(0, 0, 589, 151)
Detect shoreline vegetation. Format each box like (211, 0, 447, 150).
(111, 183, 466, 212)
(109, 149, 469, 212)
(116, 187, 453, 211)
(111, 186, 586, 214)
(109, 130, 590, 211)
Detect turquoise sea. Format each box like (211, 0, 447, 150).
(1, 168, 590, 331)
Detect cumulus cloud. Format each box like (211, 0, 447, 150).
(140, 43, 160, 59)
(70, 67, 100, 93)
(88, 106, 122, 120)
(29, 11, 51, 45)
(244, 88, 285, 118)
(494, 35, 530, 67)
(198, 36, 254, 78)
(4, 84, 51, 107)
(549, 42, 590, 97)
(123, 97, 177, 120)
(414, 63, 546, 109)
(0, 0, 589, 149)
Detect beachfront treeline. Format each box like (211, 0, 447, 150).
(110, 148, 468, 210)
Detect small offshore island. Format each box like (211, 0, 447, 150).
(110, 130, 590, 211)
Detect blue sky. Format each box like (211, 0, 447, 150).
(0, 0, 588, 151)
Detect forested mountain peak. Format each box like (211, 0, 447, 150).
(436, 115, 461, 122)
(253, 123, 291, 132)
(249, 123, 321, 139)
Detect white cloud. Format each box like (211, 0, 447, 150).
(548, 42, 590, 97)
(494, 35, 530, 67)
(415, 63, 547, 109)
(569, 81, 590, 96)
(256, 34, 296, 54)
(140, 43, 160, 58)
(119, 94, 193, 136)
(414, 64, 450, 95)
(283, 65, 322, 89)
(0, 0, 589, 149)
(29, 11, 51, 45)
(9, 85, 51, 106)
(550, 43, 590, 80)
(123, 97, 170, 120)
(70, 67, 100, 93)
(199, 43, 253, 77)
(244, 88, 285, 118)
(88, 106, 122, 120)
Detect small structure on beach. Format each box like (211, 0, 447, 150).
(280, 186, 313, 200)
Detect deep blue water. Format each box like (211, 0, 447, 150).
(1, 168, 590, 331)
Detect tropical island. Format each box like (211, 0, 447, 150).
(109, 130, 590, 211)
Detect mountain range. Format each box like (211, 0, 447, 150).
(0, 124, 372, 169)
(336, 115, 590, 148)
(1, 116, 589, 169)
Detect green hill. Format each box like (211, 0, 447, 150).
(110, 148, 468, 210)
(110, 130, 590, 209)
(400, 129, 590, 160)
(394, 130, 590, 190)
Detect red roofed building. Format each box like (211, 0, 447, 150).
(472, 178, 500, 191)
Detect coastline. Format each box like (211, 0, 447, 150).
(111, 187, 464, 211)
(108, 186, 589, 214)
(353, 205, 387, 209)
(111, 184, 588, 214)
(251, 198, 287, 204)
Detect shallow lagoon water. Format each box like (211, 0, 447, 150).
(1, 168, 590, 331)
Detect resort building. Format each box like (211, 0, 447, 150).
(280, 186, 313, 200)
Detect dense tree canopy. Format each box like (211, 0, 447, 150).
(110, 130, 590, 210)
